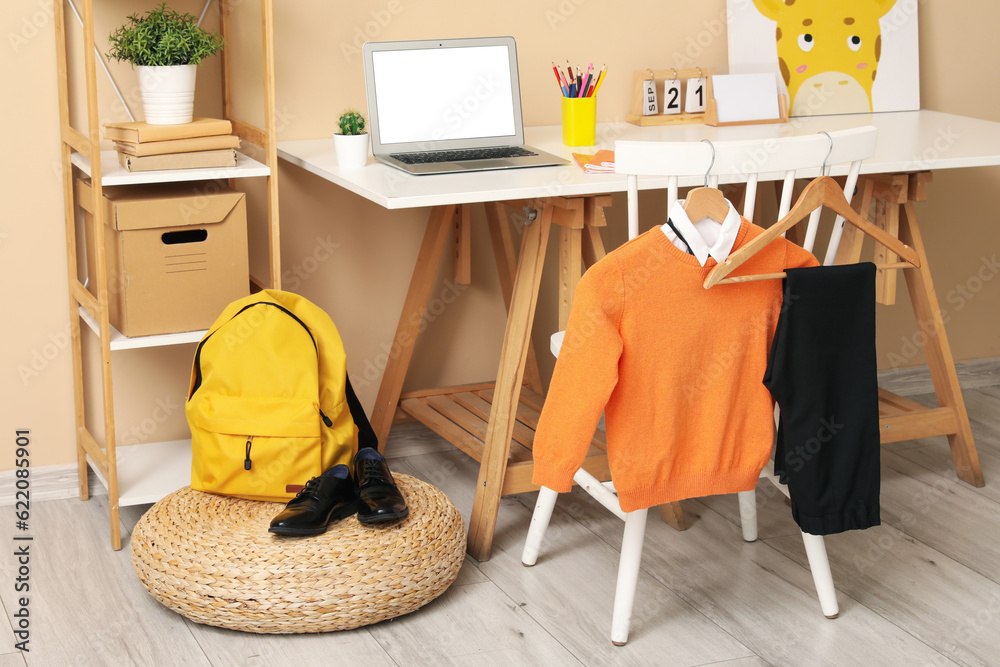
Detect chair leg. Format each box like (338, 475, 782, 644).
(737, 490, 758, 542)
(801, 531, 839, 618)
(522, 486, 559, 566)
(765, 458, 838, 618)
(611, 508, 648, 646)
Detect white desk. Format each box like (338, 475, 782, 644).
(279, 109, 997, 561)
(279, 110, 1000, 208)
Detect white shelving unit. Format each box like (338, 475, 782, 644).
(87, 440, 193, 506)
(56, 0, 281, 549)
(78, 307, 207, 351)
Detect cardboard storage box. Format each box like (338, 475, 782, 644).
(78, 179, 249, 337)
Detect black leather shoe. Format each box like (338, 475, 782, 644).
(268, 465, 360, 536)
(354, 448, 409, 525)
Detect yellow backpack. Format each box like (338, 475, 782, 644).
(186, 290, 370, 502)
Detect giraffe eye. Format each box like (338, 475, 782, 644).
(847, 35, 862, 51)
(797, 34, 815, 52)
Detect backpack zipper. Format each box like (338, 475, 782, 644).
(243, 414, 329, 473)
(190, 301, 320, 397)
(244, 435, 253, 470)
(191, 301, 340, 445)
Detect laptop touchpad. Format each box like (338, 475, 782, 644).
(458, 160, 510, 170)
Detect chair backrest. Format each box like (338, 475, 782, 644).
(614, 126, 878, 262)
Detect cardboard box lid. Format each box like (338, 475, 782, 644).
(76, 179, 245, 231)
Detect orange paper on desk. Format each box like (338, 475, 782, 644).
(572, 150, 615, 174)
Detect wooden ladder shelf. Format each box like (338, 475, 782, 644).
(56, 0, 282, 550)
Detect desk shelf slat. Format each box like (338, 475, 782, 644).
(400, 382, 609, 495)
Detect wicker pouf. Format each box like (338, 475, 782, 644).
(131, 474, 465, 633)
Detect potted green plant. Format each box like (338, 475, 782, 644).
(107, 3, 225, 125)
(333, 110, 370, 169)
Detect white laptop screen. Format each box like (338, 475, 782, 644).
(370, 44, 517, 145)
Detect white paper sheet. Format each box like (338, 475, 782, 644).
(712, 73, 780, 123)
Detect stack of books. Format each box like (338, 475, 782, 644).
(104, 117, 240, 173)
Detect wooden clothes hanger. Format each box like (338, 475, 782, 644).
(703, 175, 920, 288)
(683, 186, 730, 223)
(682, 140, 730, 224)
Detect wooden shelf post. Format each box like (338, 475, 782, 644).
(56, 0, 282, 549)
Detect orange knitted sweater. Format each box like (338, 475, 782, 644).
(532, 220, 818, 511)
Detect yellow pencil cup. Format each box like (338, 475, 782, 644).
(561, 96, 597, 146)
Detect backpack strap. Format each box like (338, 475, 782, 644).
(345, 375, 378, 451)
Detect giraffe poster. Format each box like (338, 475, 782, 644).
(727, 0, 920, 116)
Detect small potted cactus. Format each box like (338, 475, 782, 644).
(333, 109, 369, 169)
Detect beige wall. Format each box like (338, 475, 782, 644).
(3, 0, 999, 470)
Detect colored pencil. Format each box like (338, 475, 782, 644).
(555, 60, 606, 97)
(551, 62, 567, 96)
(577, 62, 592, 98)
(592, 65, 608, 95)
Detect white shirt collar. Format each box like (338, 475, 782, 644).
(662, 198, 742, 266)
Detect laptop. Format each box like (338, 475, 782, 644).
(362, 37, 568, 175)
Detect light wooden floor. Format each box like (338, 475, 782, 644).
(3, 386, 1000, 666)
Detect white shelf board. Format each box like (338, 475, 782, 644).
(79, 306, 205, 350)
(87, 439, 191, 506)
(71, 150, 269, 186)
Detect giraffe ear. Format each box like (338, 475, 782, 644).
(752, 0, 786, 21)
(873, 0, 899, 17)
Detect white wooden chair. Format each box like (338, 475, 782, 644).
(522, 127, 879, 645)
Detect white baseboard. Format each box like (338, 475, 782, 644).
(0, 463, 107, 506)
(0, 422, 448, 507)
(4, 357, 998, 506)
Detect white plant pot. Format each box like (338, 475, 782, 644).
(333, 133, 370, 169)
(137, 64, 197, 125)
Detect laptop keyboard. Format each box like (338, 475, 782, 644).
(390, 146, 538, 165)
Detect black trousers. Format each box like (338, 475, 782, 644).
(763, 263, 881, 535)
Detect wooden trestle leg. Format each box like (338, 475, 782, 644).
(370, 205, 456, 451)
(897, 198, 984, 486)
(850, 173, 984, 487)
(468, 204, 554, 561)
